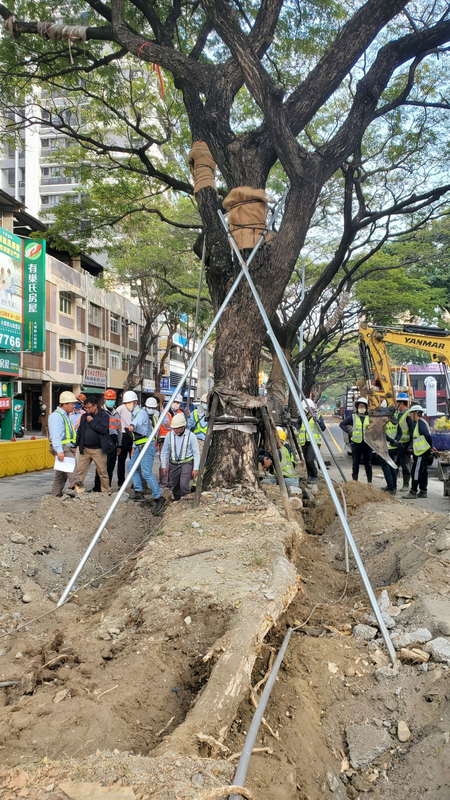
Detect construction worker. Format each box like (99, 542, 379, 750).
(70, 393, 86, 433)
(261, 427, 299, 488)
(116, 392, 134, 488)
(403, 405, 435, 500)
(76, 395, 111, 494)
(160, 414, 200, 500)
(93, 389, 122, 491)
(396, 392, 414, 492)
(380, 410, 402, 495)
(171, 394, 186, 419)
(340, 396, 373, 483)
(48, 391, 84, 497)
(125, 391, 167, 514)
(188, 393, 209, 456)
(297, 400, 326, 483)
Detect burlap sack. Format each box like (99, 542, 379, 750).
(188, 141, 217, 195)
(222, 186, 273, 250)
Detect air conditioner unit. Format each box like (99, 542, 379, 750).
(123, 318, 131, 325)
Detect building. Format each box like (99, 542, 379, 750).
(0, 191, 208, 435)
(408, 363, 449, 415)
(0, 106, 80, 220)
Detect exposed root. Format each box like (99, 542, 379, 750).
(196, 785, 253, 800)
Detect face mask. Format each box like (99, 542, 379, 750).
(105, 400, 115, 408)
(201, 403, 208, 411)
(357, 405, 366, 414)
(147, 408, 156, 415)
(172, 404, 180, 411)
(125, 402, 134, 411)
(74, 403, 81, 410)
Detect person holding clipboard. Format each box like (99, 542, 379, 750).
(48, 391, 84, 497)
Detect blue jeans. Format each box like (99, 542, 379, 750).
(128, 442, 161, 499)
(381, 448, 398, 490)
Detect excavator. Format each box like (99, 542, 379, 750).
(357, 322, 450, 485)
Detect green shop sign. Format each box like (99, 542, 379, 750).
(0, 226, 46, 352)
(0, 351, 19, 376)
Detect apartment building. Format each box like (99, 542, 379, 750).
(0, 190, 156, 431)
(0, 190, 209, 432)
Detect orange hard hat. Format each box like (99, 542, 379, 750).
(77, 393, 86, 402)
(104, 389, 117, 400)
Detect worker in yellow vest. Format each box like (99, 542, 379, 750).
(340, 396, 373, 483)
(395, 393, 414, 492)
(260, 427, 299, 488)
(297, 399, 326, 483)
(380, 415, 402, 495)
(403, 405, 435, 500)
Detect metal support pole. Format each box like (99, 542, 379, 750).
(193, 393, 219, 508)
(260, 406, 292, 520)
(229, 627, 294, 800)
(186, 237, 206, 414)
(218, 209, 397, 665)
(57, 192, 288, 608)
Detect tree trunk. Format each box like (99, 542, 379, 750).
(265, 349, 290, 424)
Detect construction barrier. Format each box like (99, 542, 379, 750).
(0, 438, 53, 478)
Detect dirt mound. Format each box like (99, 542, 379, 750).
(305, 481, 393, 535)
(0, 487, 302, 772)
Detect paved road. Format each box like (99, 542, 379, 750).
(322, 416, 449, 515)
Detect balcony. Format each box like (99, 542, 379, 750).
(40, 177, 77, 186)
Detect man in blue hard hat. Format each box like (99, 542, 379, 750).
(396, 393, 414, 492)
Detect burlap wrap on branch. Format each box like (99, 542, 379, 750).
(188, 141, 217, 195)
(222, 186, 274, 251)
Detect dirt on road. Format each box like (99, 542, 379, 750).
(0, 481, 448, 799)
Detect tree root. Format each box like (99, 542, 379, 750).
(196, 785, 253, 799)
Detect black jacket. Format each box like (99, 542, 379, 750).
(76, 408, 113, 454)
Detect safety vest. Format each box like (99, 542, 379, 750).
(351, 413, 370, 443)
(398, 409, 411, 443)
(386, 420, 399, 451)
(279, 445, 296, 478)
(132, 407, 149, 446)
(159, 412, 172, 438)
(413, 420, 431, 456)
(71, 409, 84, 432)
(106, 408, 120, 436)
(57, 409, 76, 445)
(170, 430, 193, 463)
(192, 408, 207, 436)
(298, 417, 322, 447)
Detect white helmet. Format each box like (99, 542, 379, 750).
(173, 394, 183, 403)
(171, 413, 186, 429)
(355, 396, 369, 406)
(201, 393, 208, 403)
(123, 390, 138, 403)
(410, 404, 424, 413)
(145, 397, 158, 408)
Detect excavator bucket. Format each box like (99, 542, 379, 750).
(365, 416, 398, 469)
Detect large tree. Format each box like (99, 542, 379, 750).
(2, 0, 450, 485)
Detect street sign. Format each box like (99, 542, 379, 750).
(160, 377, 170, 391)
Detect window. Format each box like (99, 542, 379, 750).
(7, 168, 15, 186)
(59, 291, 72, 315)
(89, 303, 102, 326)
(41, 195, 49, 205)
(41, 138, 49, 148)
(110, 312, 120, 334)
(109, 350, 120, 370)
(59, 339, 72, 360)
(143, 361, 152, 379)
(128, 322, 137, 339)
(87, 344, 106, 368)
(41, 109, 51, 123)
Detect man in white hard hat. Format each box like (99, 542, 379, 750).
(297, 400, 326, 483)
(403, 405, 435, 500)
(396, 392, 414, 492)
(47, 391, 84, 497)
(116, 390, 135, 487)
(160, 413, 200, 501)
(340, 396, 373, 483)
(187, 393, 209, 456)
(125, 391, 167, 514)
(171, 394, 185, 419)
